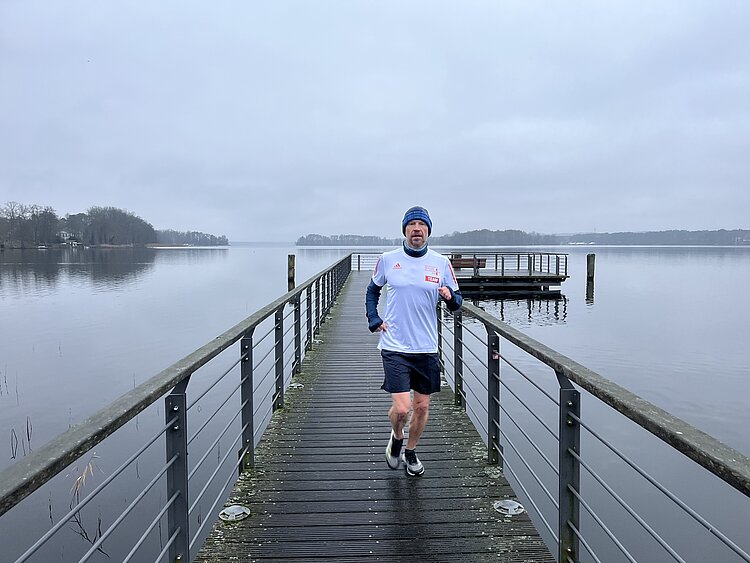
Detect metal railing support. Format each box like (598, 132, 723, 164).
(437, 303, 443, 371)
(293, 296, 301, 374)
(274, 307, 284, 410)
(558, 371, 581, 563)
(320, 275, 327, 323)
(305, 285, 313, 351)
(453, 310, 464, 409)
(487, 328, 502, 466)
(315, 279, 321, 334)
(239, 331, 255, 471)
(165, 378, 190, 563)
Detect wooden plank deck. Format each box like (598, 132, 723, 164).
(195, 271, 554, 562)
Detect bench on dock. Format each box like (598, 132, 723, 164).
(450, 255, 486, 269)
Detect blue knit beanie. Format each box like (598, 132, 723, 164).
(402, 206, 432, 235)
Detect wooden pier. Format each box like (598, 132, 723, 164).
(196, 272, 553, 562)
(448, 252, 569, 296)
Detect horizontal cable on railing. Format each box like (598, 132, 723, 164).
(440, 321, 455, 337)
(567, 519, 604, 563)
(187, 355, 243, 411)
(455, 336, 489, 370)
(283, 320, 294, 338)
(441, 337, 455, 354)
(569, 412, 750, 562)
(188, 400, 246, 481)
(458, 372, 485, 407)
(189, 440, 252, 553)
(500, 380, 558, 440)
(155, 527, 180, 563)
(252, 361, 277, 398)
(459, 360, 488, 395)
(570, 449, 687, 563)
(501, 406, 558, 475)
(283, 334, 295, 355)
(440, 353, 455, 370)
(569, 485, 637, 563)
(253, 343, 276, 375)
(498, 350, 559, 405)
(14, 416, 177, 563)
(460, 321, 487, 344)
(283, 306, 294, 322)
(253, 322, 276, 348)
(499, 445, 559, 544)
(253, 377, 277, 419)
(463, 395, 488, 436)
(499, 425, 558, 510)
(189, 422, 246, 516)
(254, 404, 274, 442)
(79, 455, 178, 563)
(121, 491, 178, 563)
(188, 376, 246, 446)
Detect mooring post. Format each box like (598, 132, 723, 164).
(288, 254, 295, 292)
(586, 253, 595, 282)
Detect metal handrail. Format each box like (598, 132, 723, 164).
(460, 301, 750, 497)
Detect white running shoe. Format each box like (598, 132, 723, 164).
(385, 431, 402, 470)
(402, 449, 424, 476)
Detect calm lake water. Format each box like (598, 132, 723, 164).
(1, 244, 748, 562)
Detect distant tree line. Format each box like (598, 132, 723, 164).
(157, 229, 229, 246)
(297, 228, 750, 246)
(1, 201, 228, 248)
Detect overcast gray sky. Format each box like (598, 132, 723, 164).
(1, 1, 749, 241)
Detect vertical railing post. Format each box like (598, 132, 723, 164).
(315, 279, 321, 334)
(294, 296, 301, 374)
(528, 254, 533, 275)
(306, 285, 313, 351)
(165, 378, 190, 563)
(436, 303, 443, 372)
(240, 330, 255, 471)
(453, 310, 464, 409)
(274, 307, 284, 410)
(557, 371, 580, 563)
(486, 328, 501, 467)
(556, 255, 560, 275)
(358, 254, 361, 271)
(328, 270, 333, 310)
(501, 255, 505, 276)
(320, 275, 327, 324)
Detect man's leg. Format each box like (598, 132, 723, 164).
(406, 391, 430, 449)
(389, 392, 411, 439)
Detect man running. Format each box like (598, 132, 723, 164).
(365, 206, 462, 475)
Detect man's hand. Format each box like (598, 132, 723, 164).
(376, 321, 388, 332)
(438, 286, 452, 300)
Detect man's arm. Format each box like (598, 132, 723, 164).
(365, 280, 385, 332)
(438, 285, 463, 311)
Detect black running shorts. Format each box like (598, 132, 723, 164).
(380, 350, 441, 395)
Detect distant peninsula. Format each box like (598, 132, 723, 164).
(1, 201, 228, 248)
(297, 229, 750, 246)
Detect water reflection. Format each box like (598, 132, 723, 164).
(0, 247, 230, 297)
(472, 294, 569, 326)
